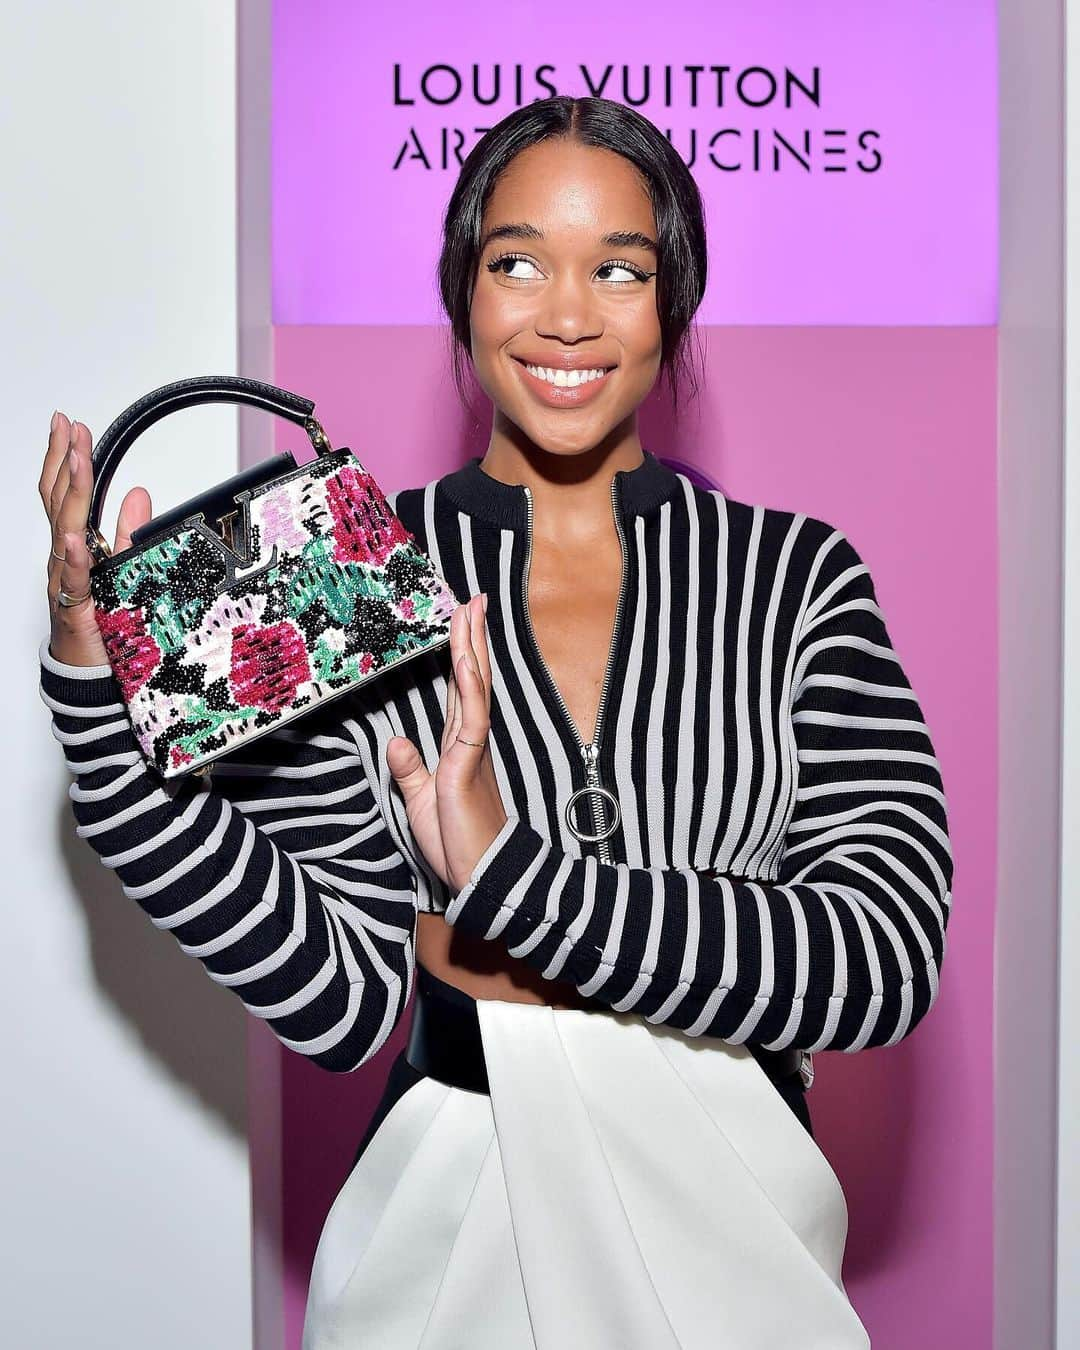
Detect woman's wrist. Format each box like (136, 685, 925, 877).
(41, 634, 112, 678)
(38, 636, 123, 716)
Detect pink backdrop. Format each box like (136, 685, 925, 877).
(261, 5, 997, 1346)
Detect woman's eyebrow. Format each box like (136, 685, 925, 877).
(601, 229, 658, 254)
(479, 222, 658, 254)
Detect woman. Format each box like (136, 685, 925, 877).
(39, 97, 952, 1348)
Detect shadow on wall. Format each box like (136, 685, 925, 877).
(51, 794, 249, 1139)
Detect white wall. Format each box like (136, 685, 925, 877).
(1061, 3, 1080, 1345)
(1, 5, 251, 1347)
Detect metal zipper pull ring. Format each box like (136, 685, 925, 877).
(565, 784, 621, 843)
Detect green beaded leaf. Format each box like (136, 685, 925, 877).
(173, 695, 263, 757)
(286, 536, 393, 626)
(147, 592, 205, 655)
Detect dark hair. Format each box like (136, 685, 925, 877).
(437, 95, 708, 425)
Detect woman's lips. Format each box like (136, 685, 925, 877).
(512, 358, 615, 408)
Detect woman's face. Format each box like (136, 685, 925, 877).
(468, 138, 663, 459)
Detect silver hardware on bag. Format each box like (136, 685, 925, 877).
(799, 1051, 815, 1091)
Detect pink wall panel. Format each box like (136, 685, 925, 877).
(272, 1, 997, 326)
(270, 323, 995, 1350)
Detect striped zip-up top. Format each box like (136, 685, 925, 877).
(38, 449, 954, 1073)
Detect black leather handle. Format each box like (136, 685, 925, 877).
(86, 375, 325, 559)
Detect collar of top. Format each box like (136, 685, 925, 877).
(439, 449, 683, 530)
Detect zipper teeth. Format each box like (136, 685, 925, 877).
(593, 477, 629, 758)
(521, 477, 629, 861)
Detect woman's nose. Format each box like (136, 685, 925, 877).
(533, 272, 604, 343)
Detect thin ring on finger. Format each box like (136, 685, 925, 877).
(57, 586, 93, 607)
(455, 734, 486, 748)
(50, 545, 66, 562)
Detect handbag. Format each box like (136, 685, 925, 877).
(83, 375, 460, 781)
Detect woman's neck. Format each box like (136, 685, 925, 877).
(479, 420, 645, 536)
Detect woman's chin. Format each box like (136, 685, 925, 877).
(506, 407, 617, 456)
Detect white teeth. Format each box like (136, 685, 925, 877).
(524, 363, 609, 387)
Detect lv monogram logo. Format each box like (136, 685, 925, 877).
(206, 501, 280, 595)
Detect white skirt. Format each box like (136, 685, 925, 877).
(302, 997, 872, 1349)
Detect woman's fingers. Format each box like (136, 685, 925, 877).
(113, 484, 154, 554)
(448, 605, 467, 739)
(41, 413, 154, 561)
(443, 600, 490, 755)
(40, 411, 75, 521)
(44, 417, 78, 572)
(454, 597, 490, 752)
(52, 528, 94, 615)
(52, 429, 93, 571)
(466, 592, 491, 709)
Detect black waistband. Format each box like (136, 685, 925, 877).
(405, 964, 493, 1093)
(404, 963, 805, 1096)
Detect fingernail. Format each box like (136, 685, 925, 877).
(481, 592, 488, 614)
(68, 420, 78, 448)
(68, 447, 78, 473)
(51, 410, 59, 432)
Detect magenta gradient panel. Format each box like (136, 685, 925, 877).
(269, 325, 995, 1350)
(272, 0, 996, 327)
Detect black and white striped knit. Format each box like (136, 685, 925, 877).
(38, 449, 953, 1073)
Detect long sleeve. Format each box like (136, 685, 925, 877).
(443, 528, 954, 1054)
(38, 636, 418, 1072)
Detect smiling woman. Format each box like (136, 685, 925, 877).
(438, 99, 707, 428)
(37, 95, 946, 1349)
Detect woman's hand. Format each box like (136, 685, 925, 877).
(386, 594, 508, 894)
(40, 411, 153, 667)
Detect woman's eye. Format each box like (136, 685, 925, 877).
(595, 261, 649, 284)
(487, 254, 543, 281)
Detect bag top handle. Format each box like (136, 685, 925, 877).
(85, 375, 333, 563)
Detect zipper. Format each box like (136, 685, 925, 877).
(520, 475, 629, 862)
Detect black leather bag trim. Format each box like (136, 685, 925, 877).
(129, 450, 297, 547)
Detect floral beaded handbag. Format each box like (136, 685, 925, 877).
(83, 375, 460, 781)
